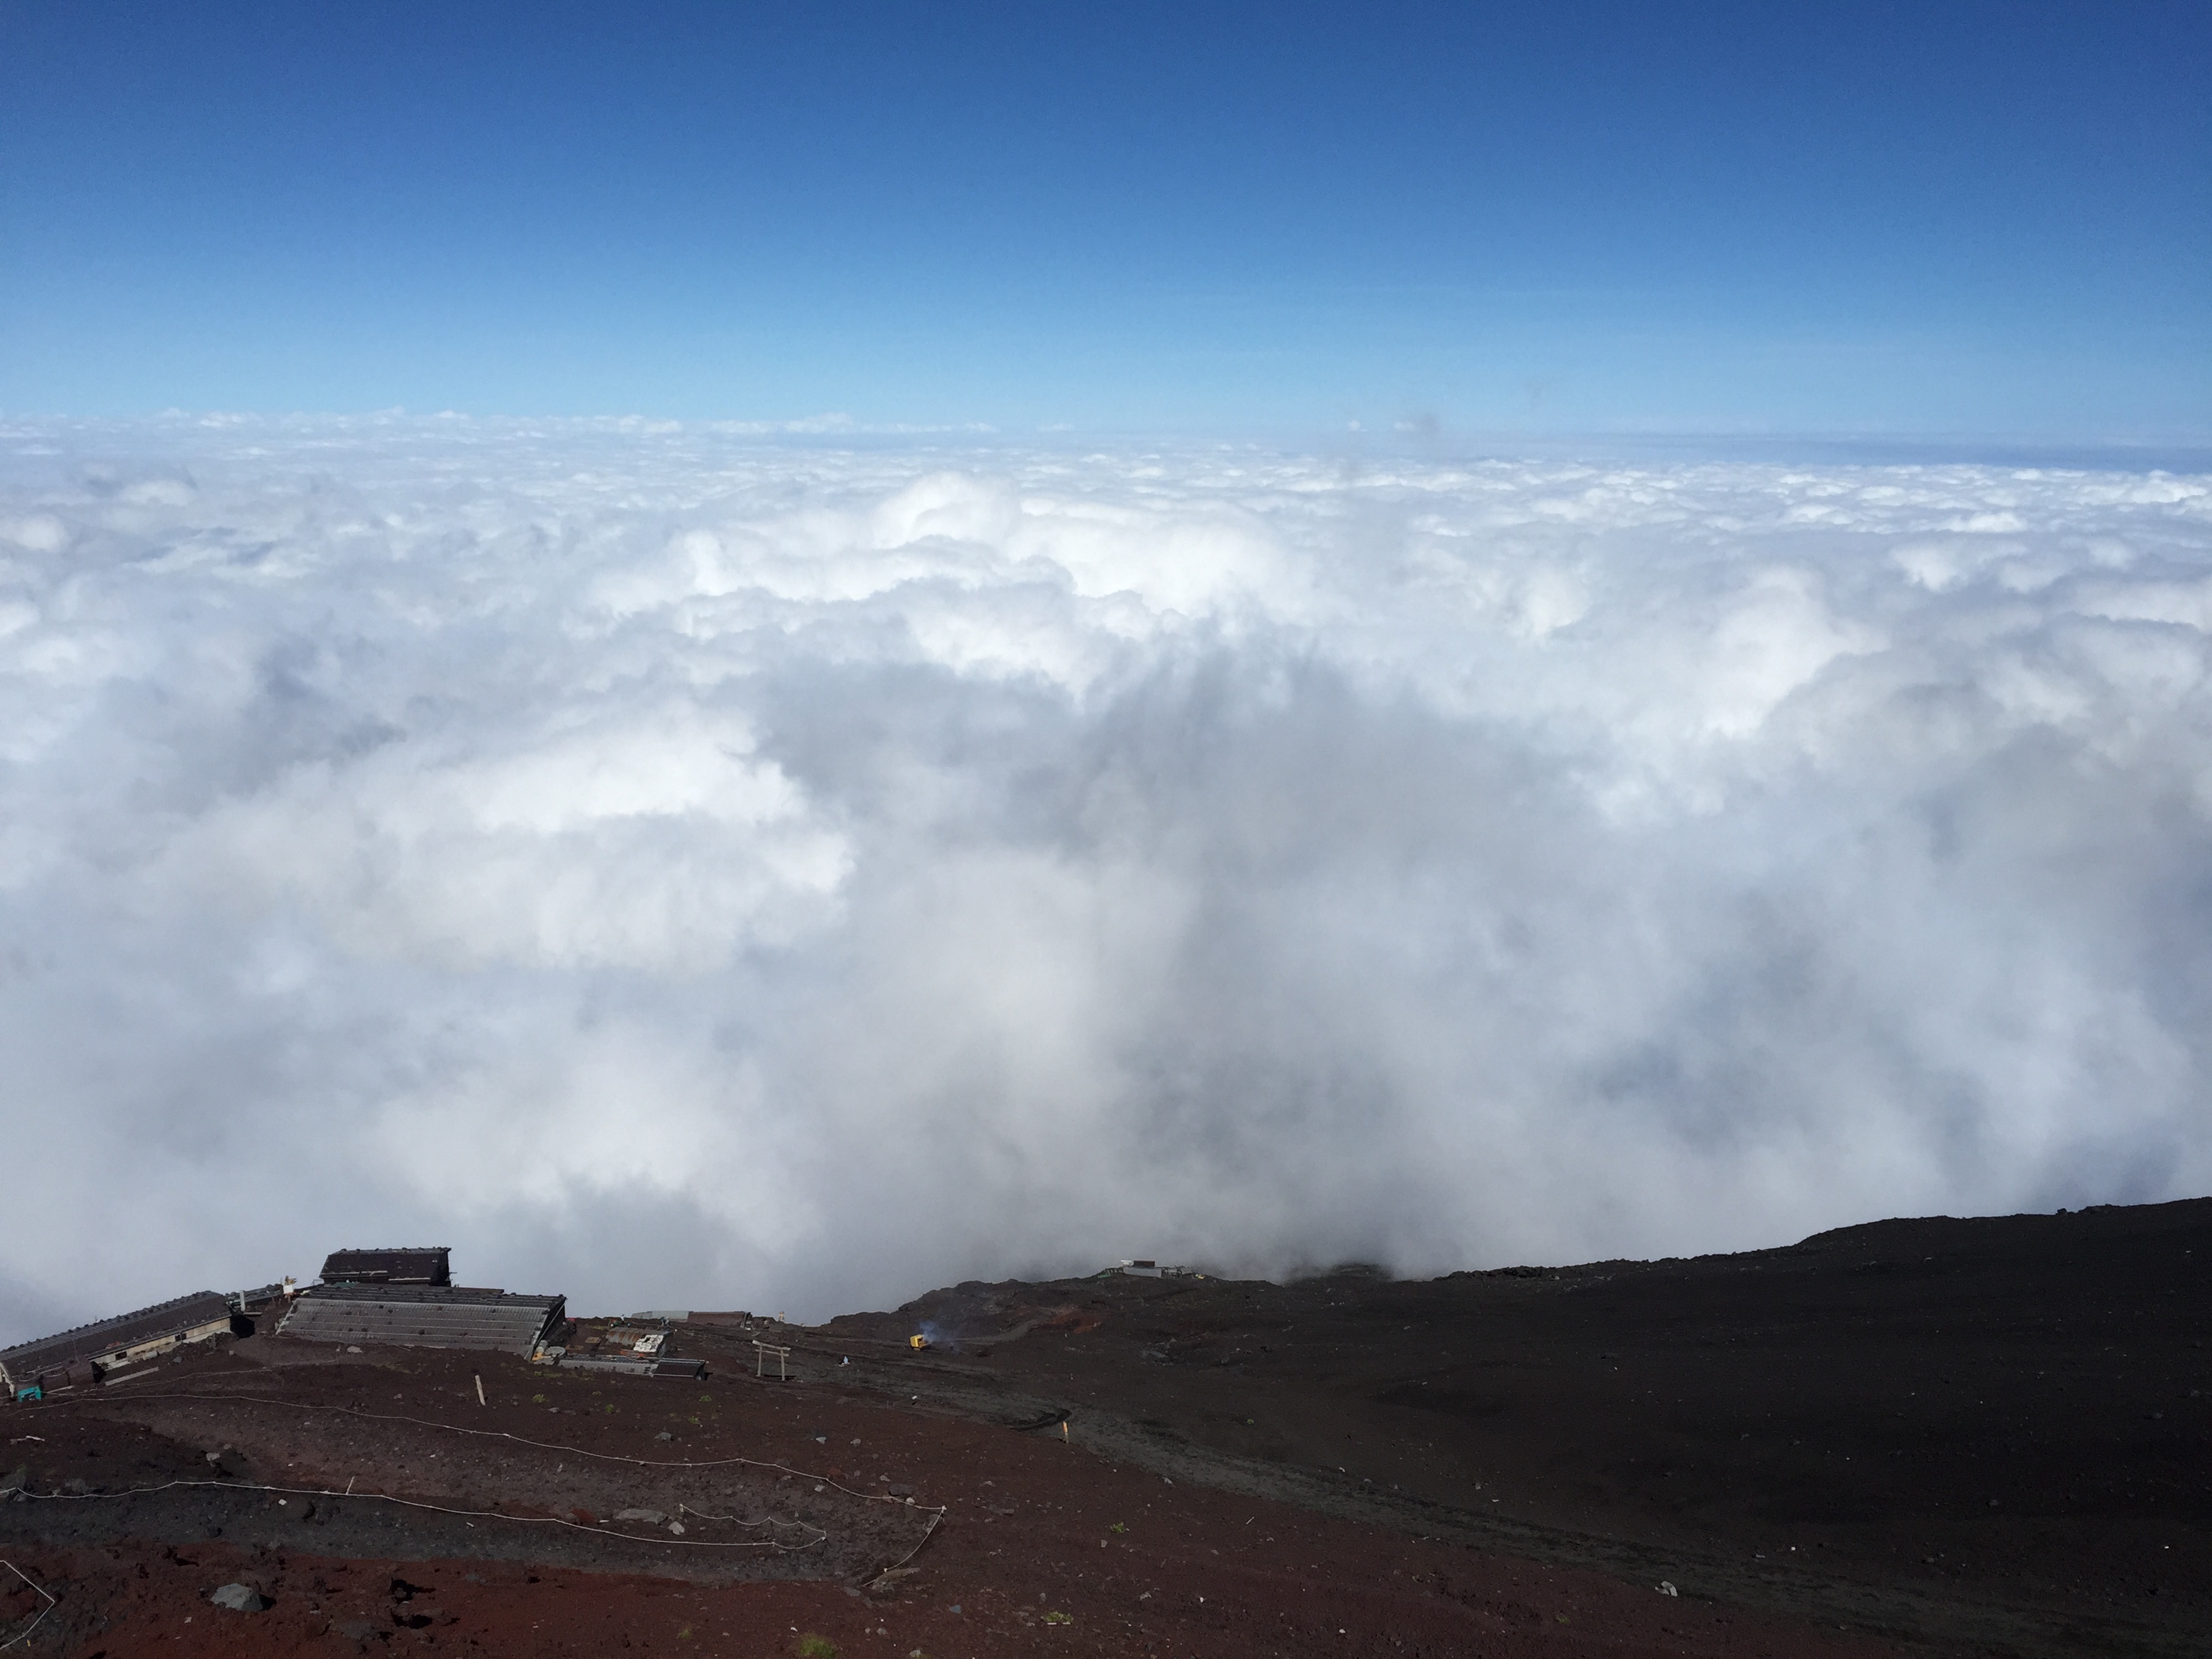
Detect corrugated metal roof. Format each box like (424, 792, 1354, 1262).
(277, 1284, 563, 1355)
(317, 1246, 452, 1286)
(0, 1292, 232, 1380)
(557, 1352, 657, 1375)
(557, 1353, 708, 1380)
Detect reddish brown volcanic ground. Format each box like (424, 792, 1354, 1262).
(1, 1199, 2205, 1657)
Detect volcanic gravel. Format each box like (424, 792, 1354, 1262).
(1, 1197, 2205, 1656)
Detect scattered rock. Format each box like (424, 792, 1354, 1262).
(1658, 1580, 1679, 1597)
(655, 1430, 674, 1441)
(209, 1582, 267, 1612)
(615, 1508, 667, 1525)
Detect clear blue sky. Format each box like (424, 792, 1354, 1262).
(3, 1, 2205, 438)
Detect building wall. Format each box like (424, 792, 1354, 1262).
(93, 1316, 230, 1374)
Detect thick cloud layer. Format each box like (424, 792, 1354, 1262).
(3, 418, 2208, 1336)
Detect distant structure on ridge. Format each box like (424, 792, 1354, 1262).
(317, 1246, 452, 1288)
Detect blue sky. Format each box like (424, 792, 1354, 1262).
(3, 1, 2205, 438)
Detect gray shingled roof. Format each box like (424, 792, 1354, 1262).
(277, 1284, 564, 1354)
(0, 1291, 232, 1380)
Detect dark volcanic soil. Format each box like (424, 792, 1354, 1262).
(1, 1198, 2205, 1657)
(819, 1197, 2212, 1658)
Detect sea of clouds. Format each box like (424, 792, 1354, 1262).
(2, 416, 2208, 1336)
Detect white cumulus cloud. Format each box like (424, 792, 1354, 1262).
(1, 417, 2209, 1334)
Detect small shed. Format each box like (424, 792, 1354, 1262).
(318, 1246, 452, 1288)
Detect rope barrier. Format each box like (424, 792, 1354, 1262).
(0, 1478, 823, 1553)
(57, 1390, 946, 1519)
(12, 1385, 954, 1582)
(870, 1509, 943, 1580)
(0, 1560, 55, 1652)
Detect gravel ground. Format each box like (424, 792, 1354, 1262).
(3, 1197, 2203, 1656)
